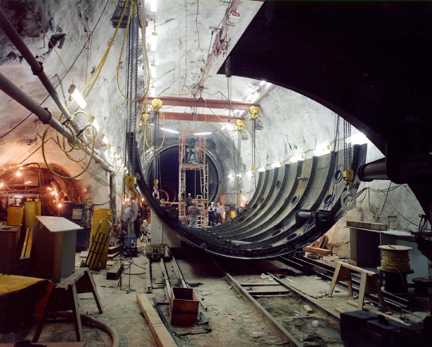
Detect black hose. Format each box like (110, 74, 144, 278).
(38, 312, 119, 347)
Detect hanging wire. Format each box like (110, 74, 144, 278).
(0, 0, 110, 142)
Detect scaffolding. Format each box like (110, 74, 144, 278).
(178, 135, 209, 227)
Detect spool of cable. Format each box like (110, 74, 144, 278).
(379, 245, 412, 273)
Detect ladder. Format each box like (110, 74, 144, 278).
(178, 137, 187, 222)
(178, 135, 209, 227)
(199, 138, 209, 202)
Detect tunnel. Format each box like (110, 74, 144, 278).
(1, 1, 432, 345)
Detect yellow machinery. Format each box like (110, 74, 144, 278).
(7, 206, 24, 226)
(91, 208, 112, 237)
(24, 201, 37, 230)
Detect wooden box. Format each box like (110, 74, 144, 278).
(0, 224, 21, 274)
(31, 216, 82, 282)
(170, 287, 199, 326)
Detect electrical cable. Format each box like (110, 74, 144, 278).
(41, 125, 97, 179)
(116, 0, 133, 99)
(377, 181, 392, 218)
(47, 312, 119, 347)
(0, 0, 109, 141)
(83, 0, 130, 98)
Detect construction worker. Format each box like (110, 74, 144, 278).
(185, 193, 193, 212)
(208, 202, 217, 226)
(186, 136, 198, 163)
(187, 200, 201, 227)
(216, 202, 225, 224)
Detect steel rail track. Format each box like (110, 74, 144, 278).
(278, 255, 409, 310)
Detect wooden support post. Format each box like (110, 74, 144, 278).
(71, 284, 82, 341)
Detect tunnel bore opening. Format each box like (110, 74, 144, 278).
(147, 145, 220, 202)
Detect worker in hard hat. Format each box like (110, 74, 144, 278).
(208, 201, 217, 226)
(186, 136, 198, 164)
(188, 200, 201, 227)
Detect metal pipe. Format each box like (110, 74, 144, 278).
(0, 8, 113, 173)
(0, 72, 113, 172)
(142, 96, 257, 110)
(0, 7, 73, 125)
(357, 157, 389, 181)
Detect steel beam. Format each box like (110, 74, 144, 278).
(161, 111, 241, 123)
(142, 96, 256, 111)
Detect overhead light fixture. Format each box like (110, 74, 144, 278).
(15, 170, 22, 178)
(349, 132, 369, 145)
(160, 127, 179, 134)
(271, 161, 281, 168)
(314, 142, 331, 156)
(149, 0, 157, 12)
(221, 123, 235, 131)
(290, 152, 304, 163)
(0, 181, 4, 189)
(236, 173, 242, 178)
(68, 84, 87, 109)
(247, 91, 259, 102)
(147, 31, 157, 52)
(193, 132, 212, 136)
(258, 167, 265, 172)
(93, 120, 100, 131)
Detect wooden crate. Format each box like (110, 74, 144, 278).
(0, 224, 21, 274)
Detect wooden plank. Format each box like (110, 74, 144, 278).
(336, 261, 376, 276)
(304, 245, 332, 256)
(136, 294, 177, 347)
(36, 216, 83, 232)
(346, 220, 388, 231)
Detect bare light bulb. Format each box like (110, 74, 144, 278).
(69, 84, 87, 109)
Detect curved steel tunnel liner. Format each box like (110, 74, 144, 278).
(215, 162, 300, 240)
(219, 167, 282, 235)
(221, 157, 315, 240)
(242, 152, 337, 244)
(134, 140, 367, 259)
(212, 168, 270, 231)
